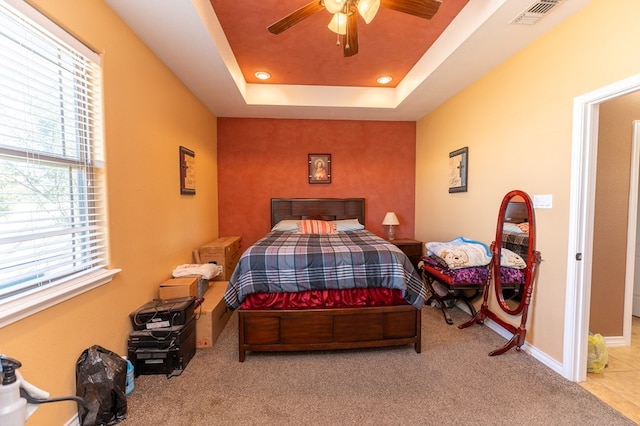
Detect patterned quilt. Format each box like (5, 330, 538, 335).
(223, 230, 426, 309)
(502, 231, 529, 259)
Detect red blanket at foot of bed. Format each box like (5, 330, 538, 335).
(240, 287, 408, 310)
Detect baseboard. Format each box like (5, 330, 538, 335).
(65, 413, 80, 426)
(452, 301, 564, 376)
(483, 319, 565, 375)
(603, 335, 625, 348)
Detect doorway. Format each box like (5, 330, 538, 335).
(634, 122, 640, 317)
(567, 74, 640, 382)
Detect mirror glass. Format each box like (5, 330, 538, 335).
(493, 190, 536, 315)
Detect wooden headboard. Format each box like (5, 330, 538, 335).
(271, 198, 365, 228)
(505, 201, 528, 223)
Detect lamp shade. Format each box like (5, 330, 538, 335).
(324, 0, 346, 14)
(382, 212, 400, 226)
(357, 0, 380, 24)
(327, 12, 348, 35)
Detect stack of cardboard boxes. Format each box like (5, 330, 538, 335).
(158, 275, 233, 349)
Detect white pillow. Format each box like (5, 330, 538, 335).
(333, 219, 365, 231)
(503, 222, 524, 234)
(271, 220, 299, 232)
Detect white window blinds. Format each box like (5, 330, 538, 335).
(0, 0, 112, 318)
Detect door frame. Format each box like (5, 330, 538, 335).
(625, 122, 640, 338)
(566, 73, 640, 382)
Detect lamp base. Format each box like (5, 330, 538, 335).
(387, 225, 395, 241)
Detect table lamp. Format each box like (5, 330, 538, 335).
(382, 212, 399, 240)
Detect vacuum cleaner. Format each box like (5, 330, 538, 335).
(0, 355, 86, 425)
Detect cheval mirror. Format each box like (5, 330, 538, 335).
(459, 190, 542, 356)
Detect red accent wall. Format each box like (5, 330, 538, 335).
(217, 118, 416, 249)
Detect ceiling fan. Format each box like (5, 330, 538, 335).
(267, 0, 442, 57)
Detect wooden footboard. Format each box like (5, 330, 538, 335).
(237, 305, 421, 362)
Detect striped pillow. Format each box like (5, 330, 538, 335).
(297, 220, 337, 234)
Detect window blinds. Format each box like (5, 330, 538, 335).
(0, 0, 106, 302)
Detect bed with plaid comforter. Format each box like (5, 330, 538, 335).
(223, 230, 426, 310)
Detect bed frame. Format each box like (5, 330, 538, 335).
(236, 198, 422, 362)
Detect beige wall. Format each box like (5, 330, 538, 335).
(415, 0, 640, 363)
(0, 1, 219, 424)
(591, 92, 640, 335)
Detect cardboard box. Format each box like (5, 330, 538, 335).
(199, 236, 240, 263)
(199, 236, 241, 281)
(195, 282, 232, 348)
(159, 276, 199, 300)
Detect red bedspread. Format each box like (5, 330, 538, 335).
(240, 287, 407, 309)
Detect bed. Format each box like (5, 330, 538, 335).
(224, 198, 426, 361)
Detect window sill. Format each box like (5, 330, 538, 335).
(0, 268, 121, 329)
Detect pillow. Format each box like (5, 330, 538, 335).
(297, 219, 337, 234)
(333, 218, 365, 231)
(501, 248, 527, 269)
(517, 222, 530, 234)
(503, 222, 524, 234)
(271, 220, 299, 232)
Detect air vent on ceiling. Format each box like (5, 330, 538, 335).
(510, 0, 564, 25)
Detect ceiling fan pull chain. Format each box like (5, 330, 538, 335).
(344, 15, 350, 50)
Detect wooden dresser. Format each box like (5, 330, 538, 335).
(199, 236, 241, 281)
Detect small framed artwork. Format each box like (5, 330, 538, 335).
(308, 153, 331, 184)
(448, 147, 468, 193)
(179, 146, 196, 195)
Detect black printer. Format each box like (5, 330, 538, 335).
(127, 297, 197, 378)
(129, 297, 196, 331)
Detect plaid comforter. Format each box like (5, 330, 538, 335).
(224, 230, 426, 309)
(502, 231, 529, 259)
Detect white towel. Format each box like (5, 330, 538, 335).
(172, 263, 221, 280)
(426, 237, 492, 269)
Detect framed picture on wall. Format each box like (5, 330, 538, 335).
(308, 153, 331, 184)
(448, 147, 468, 193)
(179, 146, 196, 195)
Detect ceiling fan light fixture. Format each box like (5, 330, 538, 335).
(357, 0, 380, 24)
(327, 12, 348, 35)
(254, 71, 271, 80)
(324, 0, 347, 14)
(376, 75, 392, 85)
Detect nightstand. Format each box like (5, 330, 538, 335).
(390, 239, 423, 271)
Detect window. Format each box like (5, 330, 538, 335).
(0, 0, 118, 327)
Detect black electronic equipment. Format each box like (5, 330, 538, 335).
(127, 317, 196, 378)
(129, 297, 195, 331)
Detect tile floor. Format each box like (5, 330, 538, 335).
(580, 316, 640, 424)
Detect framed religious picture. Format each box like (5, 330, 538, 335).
(179, 146, 196, 195)
(448, 147, 468, 193)
(308, 153, 331, 184)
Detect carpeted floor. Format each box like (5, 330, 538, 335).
(122, 306, 634, 425)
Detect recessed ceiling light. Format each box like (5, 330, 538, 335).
(254, 71, 271, 80)
(376, 76, 392, 85)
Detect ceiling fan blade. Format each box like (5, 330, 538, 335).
(380, 0, 441, 20)
(342, 11, 358, 57)
(267, 1, 325, 35)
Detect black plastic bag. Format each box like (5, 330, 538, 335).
(76, 345, 127, 426)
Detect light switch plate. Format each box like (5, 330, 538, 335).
(533, 194, 553, 209)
